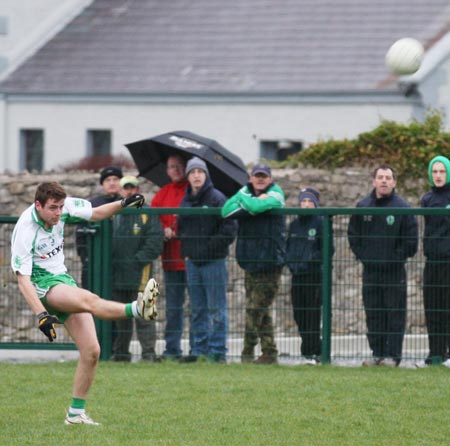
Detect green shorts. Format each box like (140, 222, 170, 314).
(34, 273, 78, 323)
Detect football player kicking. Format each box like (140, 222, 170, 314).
(11, 181, 159, 425)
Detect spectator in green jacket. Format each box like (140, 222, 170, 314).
(222, 162, 286, 364)
(111, 176, 163, 362)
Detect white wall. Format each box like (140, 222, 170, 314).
(431, 59, 450, 127)
(412, 49, 450, 126)
(0, 98, 415, 171)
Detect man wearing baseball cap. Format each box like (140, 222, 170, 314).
(222, 162, 286, 364)
(111, 175, 163, 362)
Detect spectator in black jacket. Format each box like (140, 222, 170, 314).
(76, 166, 123, 288)
(285, 188, 329, 365)
(348, 165, 418, 367)
(177, 157, 237, 363)
(418, 156, 450, 368)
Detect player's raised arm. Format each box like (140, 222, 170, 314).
(90, 193, 145, 221)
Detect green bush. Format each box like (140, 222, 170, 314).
(283, 110, 450, 187)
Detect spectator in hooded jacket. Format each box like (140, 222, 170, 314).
(177, 157, 237, 363)
(418, 156, 450, 368)
(348, 165, 418, 367)
(285, 187, 331, 365)
(221, 162, 286, 365)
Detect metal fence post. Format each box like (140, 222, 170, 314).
(100, 219, 112, 360)
(321, 215, 333, 364)
(87, 220, 112, 360)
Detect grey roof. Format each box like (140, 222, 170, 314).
(1, 0, 450, 95)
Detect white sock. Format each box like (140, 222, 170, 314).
(68, 407, 85, 416)
(131, 300, 140, 318)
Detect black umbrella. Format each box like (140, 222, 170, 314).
(125, 131, 249, 197)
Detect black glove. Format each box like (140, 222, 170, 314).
(37, 311, 62, 342)
(121, 193, 145, 209)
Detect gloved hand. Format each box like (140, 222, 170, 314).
(121, 194, 145, 209)
(37, 311, 62, 342)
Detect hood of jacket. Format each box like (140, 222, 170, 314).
(428, 155, 450, 186)
(185, 176, 213, 204)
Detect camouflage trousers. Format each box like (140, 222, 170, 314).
(243, 270, 281, 355)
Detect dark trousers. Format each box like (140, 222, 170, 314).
(423, 261, 450, 361)
(291, 272, 322, 357)
(163, 270, 189, 357)
(362, 265, 407, 362)
(112, 289, 156, 360)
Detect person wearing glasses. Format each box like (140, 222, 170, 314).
(151, 155, 190, 359)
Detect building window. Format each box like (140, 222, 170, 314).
(20, 129, 44, 172)
(87, 129, 112, 156)
(260, 139, 303, 161)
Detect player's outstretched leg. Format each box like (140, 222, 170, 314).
(138, 278, 159, 320)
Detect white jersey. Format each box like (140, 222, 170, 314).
(11, 197, 93, 278)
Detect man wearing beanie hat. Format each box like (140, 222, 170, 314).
(348, 165, 418, 367)
(100, 166, 123, 185)
(221, 162, 285, 365)
(418, 156, 450, 368)
(185, 157, 209, 177)
(286, 187, 330, 365)
(298, 187, 320, 208)
(177, 157, 237, 363)
(76, 166, 123, 288)
(111, 176, 163, 362)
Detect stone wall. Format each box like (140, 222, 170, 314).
(0, 165, 426, 220)
(0, 167, 429, 343)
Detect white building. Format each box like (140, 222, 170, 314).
(1, 0, 450, 172)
